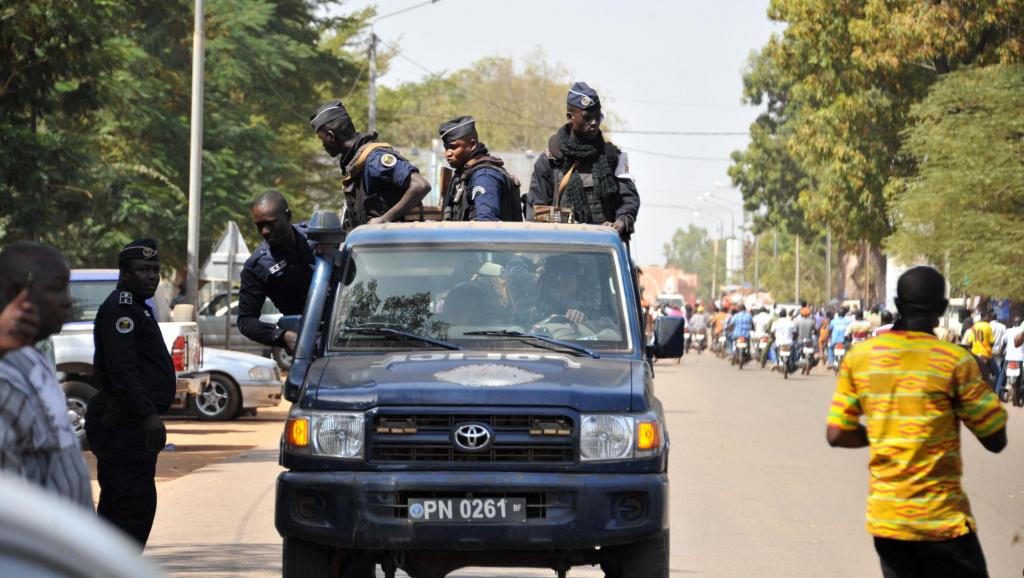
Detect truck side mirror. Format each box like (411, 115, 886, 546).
(277, 315, 302, 335)
(653, 317, 685, 359)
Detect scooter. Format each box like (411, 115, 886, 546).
(684, 329, 692, 354)
(1005, 360, 1023, 407)
(757, 334, 772, 368)
(733, 336, 750, 369)
(799, 338, 817, 375)
(778, 343, 793, 379)
(693, 330, 707, 355)
(832, 342, 846, 375)
(716, 334, 728, 358)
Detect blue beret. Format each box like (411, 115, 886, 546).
(567, 81, 600, 110)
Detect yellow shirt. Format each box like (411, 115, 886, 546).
(827, 331, 1007, 541)
(969, 321, 993, 358)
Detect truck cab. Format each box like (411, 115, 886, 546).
(275, 215, 682, 578)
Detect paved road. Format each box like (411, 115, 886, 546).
(142, 356, 1024, 577)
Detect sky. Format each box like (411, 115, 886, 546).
(335, 0, 780, 267)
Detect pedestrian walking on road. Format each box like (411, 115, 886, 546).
(826, 266, 1007, 578)
(310, 99, 431, 231)
(526, 82, 639, 239)
(86, 239, 176, 547)
(0, 242, 93, 509)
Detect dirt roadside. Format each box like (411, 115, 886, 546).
(83, 404, 289, 504)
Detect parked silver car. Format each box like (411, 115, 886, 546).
(197, 292, 291, 369)
(189, 347, 284, 421)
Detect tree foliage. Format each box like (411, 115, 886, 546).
(887, 64, 1024, 298)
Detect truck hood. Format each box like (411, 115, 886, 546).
(307, 351, 635, 412)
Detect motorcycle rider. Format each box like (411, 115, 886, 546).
(828, 307, 852, 369)
(994, 315, 1024, 399)
(872, 310, 895, 337)
(689, 306, 709, 351)
(752, 306, 773, 365)
(730, 304, 752, 364)
(771, 308, 797, 373)
(794, 306, 817, 370)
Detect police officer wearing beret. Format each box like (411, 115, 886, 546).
(527, 82, 640, 240)
(439, 116, 523, 222)
(86, 239, 175, 547)
(310, 99, 431, 231)
(237, 190, 313, 353)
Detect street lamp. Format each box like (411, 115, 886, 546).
(367, 0, 442, 132)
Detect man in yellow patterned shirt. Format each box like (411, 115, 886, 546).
(826, 266, 1007, 578)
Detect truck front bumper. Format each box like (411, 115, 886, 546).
(276, 470, 668, 551)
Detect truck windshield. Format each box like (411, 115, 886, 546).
(329, 246, 630, 352)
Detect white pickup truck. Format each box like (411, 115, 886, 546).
(52, 269, 208, 447)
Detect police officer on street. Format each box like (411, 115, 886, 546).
(310, 99, 431, 231)
(527, 82, 639, 240)
(438, 115, 522, 222)
(237, 190, 314, 352)
(86, 239, 175, 547)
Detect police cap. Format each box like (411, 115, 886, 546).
(310, 99, 354, 133)
(118, 238, 159, 266)
(438, 116, 476, 145)
(567, 81, 600, 110)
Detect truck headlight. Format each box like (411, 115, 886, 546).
(248, 365, 276, 380)
(285, 412, 365, 460)
(312, 413, 364, 459)
(580, 414, 665, 462)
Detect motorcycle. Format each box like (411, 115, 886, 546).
(716, 334, 728, 358)
(733, 336, 750, 369)
(693, 330, 707, 355)
(778, 343, 793, 379)
(684, 329, 692, 354)
(757, 334, 772, 368)
(832, 342, 846, 375)
(799, 338, 817, 375)
(1005, 360, 1024, 407)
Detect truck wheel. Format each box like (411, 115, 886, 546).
(600, 533, 669, 578)
(189, 374, 241, 421)
(283, 537, 337, 577)
(63, 381, 97, 450)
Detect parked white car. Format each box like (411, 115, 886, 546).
(190, 347, 284, 421)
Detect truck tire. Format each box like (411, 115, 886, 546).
(63, 381, 97, 450)
(189, 373, 241, 421)
(282, 538, 375, 578)
(600, 532, 669, 578)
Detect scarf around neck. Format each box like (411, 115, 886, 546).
(556, 124, 618, 224)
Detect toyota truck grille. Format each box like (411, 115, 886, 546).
(368, 413, 576, 464)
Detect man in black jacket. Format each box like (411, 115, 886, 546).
(237, 190, 314, 353)
(438, 115, 522, 222)
(527, 82, 640, 240)
(86, 239, 175, 546)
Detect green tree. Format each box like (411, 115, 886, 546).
(887, 64, 1024, 299)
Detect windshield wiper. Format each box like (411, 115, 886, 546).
(463, 330, 600, 359)
(337, 325, 462, 350)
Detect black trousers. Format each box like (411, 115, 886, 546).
(874, 532, 989, 578)
(97, 454, 159, 547)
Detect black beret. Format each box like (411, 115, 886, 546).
(567, 81, 600, 110)
(438, 115, 476, 145)
(119, 238, 159, 266)
(310, 99, 353, 133)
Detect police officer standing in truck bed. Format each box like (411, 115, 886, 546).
(527, 82, 639, 240)
(438, 115, 522, 222)
(86, 239, 175, 547)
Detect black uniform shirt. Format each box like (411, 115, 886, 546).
(93, 288, 176, 418)
(237, 224, 315, 347)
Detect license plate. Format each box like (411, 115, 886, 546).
(408, 498, 527, 523)
(736, 342, 747, 349)
(1009, 362, 1021, 377)
(759, 342, 769, 349)
(694, 335, 705, 341)
(803, 348, 815, 355)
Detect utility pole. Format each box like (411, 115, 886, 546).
(185, 0, 205, 313)
(754, 233, 760, 293)
(366, 1, 441, 133)
(795, 235, 801, 303)
(712, 238, 719, 304)
(825, 228, 832, 303)
(367, 30, 377, 132)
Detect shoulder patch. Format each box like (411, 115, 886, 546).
(380, 153, 397, 168)
(471, 185, 487, 200)
(115, 317, 135, 334)
(119, 291, 133, 305)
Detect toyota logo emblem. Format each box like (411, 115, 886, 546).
(453, 423, 492, 452)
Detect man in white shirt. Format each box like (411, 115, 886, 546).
(990, 316, 1007, 380)
(995, 317, 1023, 399)
(771, 310, 796, 372)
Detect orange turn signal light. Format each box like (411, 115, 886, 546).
(287, 417, 309, 447)
(637, 421, 660, 451)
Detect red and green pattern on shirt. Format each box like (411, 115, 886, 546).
(827, 330, 1007, 541)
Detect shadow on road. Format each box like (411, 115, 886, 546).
(147, 543, 280, 576)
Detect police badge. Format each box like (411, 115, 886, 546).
(380, 153, 397, 168)
(115, 317, 135, 334)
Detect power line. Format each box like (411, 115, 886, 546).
(612, 129, 748, 136)
(618, 146, 732, 162)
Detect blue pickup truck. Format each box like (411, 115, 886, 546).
(275, 213, 683, 578)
